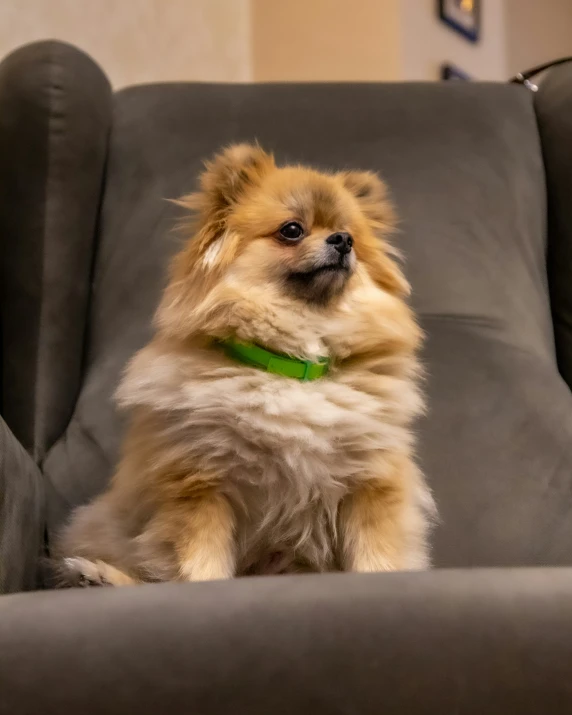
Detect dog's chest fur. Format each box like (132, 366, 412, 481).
(118, 347, 419, 573)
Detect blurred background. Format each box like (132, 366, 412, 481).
(1, 0, 572, 87)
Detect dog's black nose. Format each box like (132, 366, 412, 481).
(326, 232, 353, 255)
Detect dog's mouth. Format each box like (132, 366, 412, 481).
(285, 256, 352, 304)
(290, 252, 352, 279)
(302, 261, 350, 277)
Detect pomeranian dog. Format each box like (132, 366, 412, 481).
(57, 143, 434, 586)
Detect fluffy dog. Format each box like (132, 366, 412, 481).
(57, 144, 434, 586)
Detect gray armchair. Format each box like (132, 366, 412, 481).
(2, 40, 572, 714)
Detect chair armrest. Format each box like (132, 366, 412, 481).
(1, 569, 571, 713)
(0, 40, 112, 459)
(536, 64, 572, 389)
(0, 415, 44, 593)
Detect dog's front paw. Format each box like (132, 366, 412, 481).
(60, 557, 137, 587)
(62, 557, 111, 587)
(179, 558, 233, 582)
(351, 553, 398, 573)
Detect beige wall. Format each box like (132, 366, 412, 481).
(505, 0, 572, 77)
(251, 0, 401, 81)
(251, 0, 513, 82)
(0, 0, 251, 87)
(399, 0, 507, 81)
(2, 0, 572, 87)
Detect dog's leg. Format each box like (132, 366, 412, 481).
(173, 491, 236, 582)
(338, 455, 430, 572)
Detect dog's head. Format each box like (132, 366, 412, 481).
(157, 144, 411, 350)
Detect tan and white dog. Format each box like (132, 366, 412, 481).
(57, 144, 434, 586)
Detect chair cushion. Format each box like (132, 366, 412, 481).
(2, 569, 572, 713)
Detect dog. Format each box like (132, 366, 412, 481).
(56, 143, 434, 586)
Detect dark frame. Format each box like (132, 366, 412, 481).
(438, 0, 480, 43)
(440, 63, 471, 81)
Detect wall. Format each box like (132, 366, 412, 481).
(0, 0, 252, 87)
(505, 0, 572, 77)
(251, 0, 401, 82)
(399, 0, 508, 81)
(2, 1, 572, 87)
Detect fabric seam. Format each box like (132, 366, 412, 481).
(34, 47, 62, 462)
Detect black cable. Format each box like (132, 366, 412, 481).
(509, 56, 572, 84)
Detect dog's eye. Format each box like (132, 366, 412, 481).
(279, 222, 304, 241)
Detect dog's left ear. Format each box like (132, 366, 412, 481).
(339, 170, 409, 297)
(338, 170, 395, 229)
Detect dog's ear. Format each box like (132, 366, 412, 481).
(338, 170, 395, 230)
(174, 144, 275, 270)
(158, 145, 275, 338)
(200, 143, 275, 211)
(179, 143, 275, 229)
(338, 171, 408, 297)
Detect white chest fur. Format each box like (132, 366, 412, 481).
(117, 346, 421, 571)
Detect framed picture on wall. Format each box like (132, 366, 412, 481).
(441, 63, 472, 81)
(438, 0, 480, 43)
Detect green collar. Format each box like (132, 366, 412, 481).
(220, 338, 329, 381)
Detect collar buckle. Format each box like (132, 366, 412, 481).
(302, 359, 314, 381)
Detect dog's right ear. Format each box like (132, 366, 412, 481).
(176, 143, 274, 231)
(157, 145, 275, 337)
(200, 143, 275, 213)
(173, 143, 275, 271)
